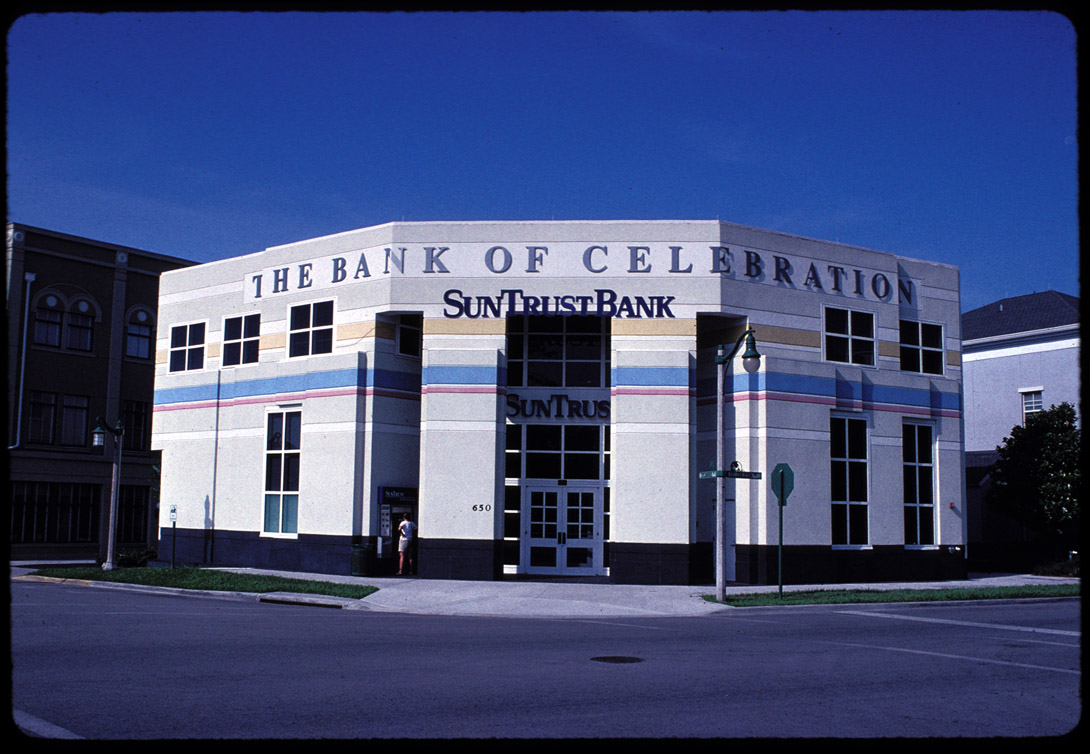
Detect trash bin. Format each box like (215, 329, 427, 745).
(350, 538, 374, 576)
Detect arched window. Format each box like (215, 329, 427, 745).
(126, 308, 155, 359)
(66, 298, 96, 352)
(32, 292, 65, 347)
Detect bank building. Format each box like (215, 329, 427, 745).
(152, 220, 967, 585)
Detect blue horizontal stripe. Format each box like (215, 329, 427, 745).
(155, 366, 423, 406)
(422, 365, 503, 386)
(694, 372, 960, 411)
(612, 366, 691, 388)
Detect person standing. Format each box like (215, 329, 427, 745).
(398, 513, 417, 575)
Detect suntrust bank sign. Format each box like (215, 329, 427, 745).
(244, 241, 916, 316)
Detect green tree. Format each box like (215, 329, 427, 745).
(987, 402, 1081, 546)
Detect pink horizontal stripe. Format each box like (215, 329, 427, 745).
(421, 386, 505, 395)
(611, 387, 693, 397)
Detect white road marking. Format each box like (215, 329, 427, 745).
(13, 709, 83, 739)
(835, 609, 1080, 636)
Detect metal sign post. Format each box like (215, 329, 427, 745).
(169, 504, 178, 569)
(770, 463, 794, 600)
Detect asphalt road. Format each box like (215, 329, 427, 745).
(10, 580, 1081, 739)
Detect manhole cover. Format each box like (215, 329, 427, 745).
(591, 656, 643, 664)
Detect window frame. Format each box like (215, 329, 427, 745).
(222, 313, 261, 367)
(902, 421, 936, 547)
(823, 306, 876, 367)
(505, 422, 610, 482)
(33, 306, 63, 348)
(506, 315, 611, 389)
(830, 414, 870, 547)
(65, 310, 95, 352)
(1020, 389, 1044, 425)
(125, 309, 155, 360)
(58, 394, 90, 447)
(899, 319, 944, 375)
(287, 301, 334, 359)
(27, 391, 57, 444)
(122, 400, 150, 452)
(396, 313, 423, 359)
(262, 408, 302, 536)
(169, 322, 207, 372)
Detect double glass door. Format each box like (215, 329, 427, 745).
(522, 484, 603, 576)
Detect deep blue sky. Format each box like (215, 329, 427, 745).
(6, 11, 1078, 312)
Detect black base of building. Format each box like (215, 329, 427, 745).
(157, 529, 968, 586)
(609, 542, 693, 585)
(734, 544, 968, 585)
(158, 528, 397, 576)
(417, 538, 503, 580)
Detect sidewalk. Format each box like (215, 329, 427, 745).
(11, 561, 1076, 618)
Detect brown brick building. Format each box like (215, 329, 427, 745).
(7, 223, 192, 561)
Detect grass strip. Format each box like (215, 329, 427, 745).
(31, 566, 378, 600)
(705, 583, 1080, 607)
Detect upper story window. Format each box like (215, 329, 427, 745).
(66, 311, 95, 352)
(33, 305, 63, 347)
(169, 322, 206, 372)
(223, 314, 260, 366)
(506, 315, 611, 388)
(125, 309, 155, 359)
(1021, 390, 1043, 425)
(824, 307, 875, 366)
(27, 391, 57, 444)
(288, 301, 333, 358)
(397, 314, 423, 358)
(899, 320, 944, 375)
(31, 293, 100, 353)
(122, 400, 150, 451)
(59, 395, 90, 446)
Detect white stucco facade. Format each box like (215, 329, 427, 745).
(153, 220, 966, 584)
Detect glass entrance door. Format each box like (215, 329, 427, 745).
(523, 484, 603, 575)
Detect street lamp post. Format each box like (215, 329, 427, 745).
(715, 328, 761, 603)
(92, 417, 124, 571)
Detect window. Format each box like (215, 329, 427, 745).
(9, 481, 99, 544)
(122, 400, 150, 451)
(169, 323, 205, 372)
(264, 410, 301, 534)
(117, 485, 150, 545)
(903, 423, 935, 546)
(830, 416, 868, 545)
(825, 307, 875, 366)
(397, 314, 423, 358)
(505, 423, 610, 481)
(28, 391, 57, 444)
(33, 307, 63, 347)
(506, 315, 611, 388)
(899, 320, 944, 374)
(288, 301, 333, 358)
(1021, 390, 1043, 425)
(126, 310, 154, 359)
(223, 314, 260, 366)
(66, 311, 94, 352)
(59, 395, 89, 446)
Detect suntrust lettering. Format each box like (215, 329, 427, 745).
(443, 289, 675, 319)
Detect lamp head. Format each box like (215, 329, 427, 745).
(741, 332, 761, 373)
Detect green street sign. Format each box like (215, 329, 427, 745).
(698, 470, 720, 479)
(771, 463, 794, 504)
(725, 470, 762, 479)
